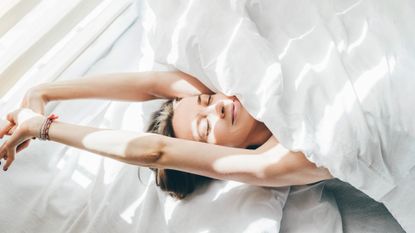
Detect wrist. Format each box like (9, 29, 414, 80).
(26, 115, 47, 138)
(38, 114, 59, 140)
(29, 85, 50, 103)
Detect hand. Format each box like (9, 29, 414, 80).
(20, 87, 49, 115)
(0, 108, 45, 171)
(0, 87, 50, 157)
(0, 119, 31, 155)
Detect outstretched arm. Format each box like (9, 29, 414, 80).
(159, 135, 333, 186)
(1, 109, 332, 186)
(29, 71, 213, 103)
(11, 71, 213, 156)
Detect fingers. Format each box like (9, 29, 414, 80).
(0, 127, 25, 171)
(0, 110, 36, 171)
(6, 112, 16, 124)
(0, 140, 29, 170)
(0, 118, 11, 134)
(0, 142, 12, 171)
(0, 142, 6, 160)
(0, 121, 14, 139)
(6, 125, 17, 136)
(16, 140, 30, 153)
(0, 141, 15, 171)
(3, 147, 14, 171)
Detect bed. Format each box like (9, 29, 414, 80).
(0, 0, 410, 232)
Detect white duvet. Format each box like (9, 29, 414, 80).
(0, 6, 337, 233)
(140, 0, 415, 232)
(0, 17, 289, 232)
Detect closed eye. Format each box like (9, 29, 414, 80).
(205, 118, 210, 138)
(204, 94, 212, 106)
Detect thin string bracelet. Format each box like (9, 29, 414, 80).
(38, 113, 59, 141)
(36, 116, 48, 140)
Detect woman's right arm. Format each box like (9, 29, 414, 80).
(28, 71, 212, 104)
(14, 71, 212, 154)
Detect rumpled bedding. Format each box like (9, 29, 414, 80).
(0, 5, 302, 233)
(0, 15, 291, 232)
(140, 0, 415, 232)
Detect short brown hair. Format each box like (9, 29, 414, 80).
(145, 99, 212, 199)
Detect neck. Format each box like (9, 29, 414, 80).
(244, 122, 272, 148)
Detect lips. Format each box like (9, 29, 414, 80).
(232, 102, 235, 125)
(232, 98, 238, 125)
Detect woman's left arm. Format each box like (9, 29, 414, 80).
(47, 122, 332, 186)
(158, 136, 333, 187)
(0, 108, 332, 187)
(0, 109, 163, 171)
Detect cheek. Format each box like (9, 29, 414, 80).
(210, 124, 227, 142)
(211, 124, 245, 147)
(209, 123, 234, 146)
(240, 112, 257, 130)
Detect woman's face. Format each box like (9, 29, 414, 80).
(172, 93, 267, 148)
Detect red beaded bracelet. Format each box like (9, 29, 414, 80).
(39, 113, 59, 141)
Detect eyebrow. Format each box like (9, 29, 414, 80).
(195, 117, 203, 141)
(195, 95, 204, 141)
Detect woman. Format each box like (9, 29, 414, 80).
(0, 71, 332, 199)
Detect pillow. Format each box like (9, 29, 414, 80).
(155, 179, 289, 233)
(138, 0, 283, 123)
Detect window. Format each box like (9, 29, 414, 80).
(0, 0, 134, 102)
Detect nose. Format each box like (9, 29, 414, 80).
(215, 101, 225, 119)
(202, 101, 225, 119)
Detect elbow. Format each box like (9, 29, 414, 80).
(150, 135, 166, 167)
(316, 167, 334, 180)
(125, 133, 165, 167)
(259, 166, 333, 186)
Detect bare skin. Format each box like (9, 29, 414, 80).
(0, 71, 333, 186)
(172, 93, 272, 148)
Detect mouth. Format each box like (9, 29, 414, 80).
(232, 102, 235, 125)
(232, 98, 238, 125)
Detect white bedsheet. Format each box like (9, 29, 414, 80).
(0, 5, 293, 233)
(140, 0, 415, 231)
(0, 0, 407, 232)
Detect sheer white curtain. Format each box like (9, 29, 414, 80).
(0, 0, 135, 103)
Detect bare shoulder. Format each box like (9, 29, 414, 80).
(151, 71, 213, 98)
